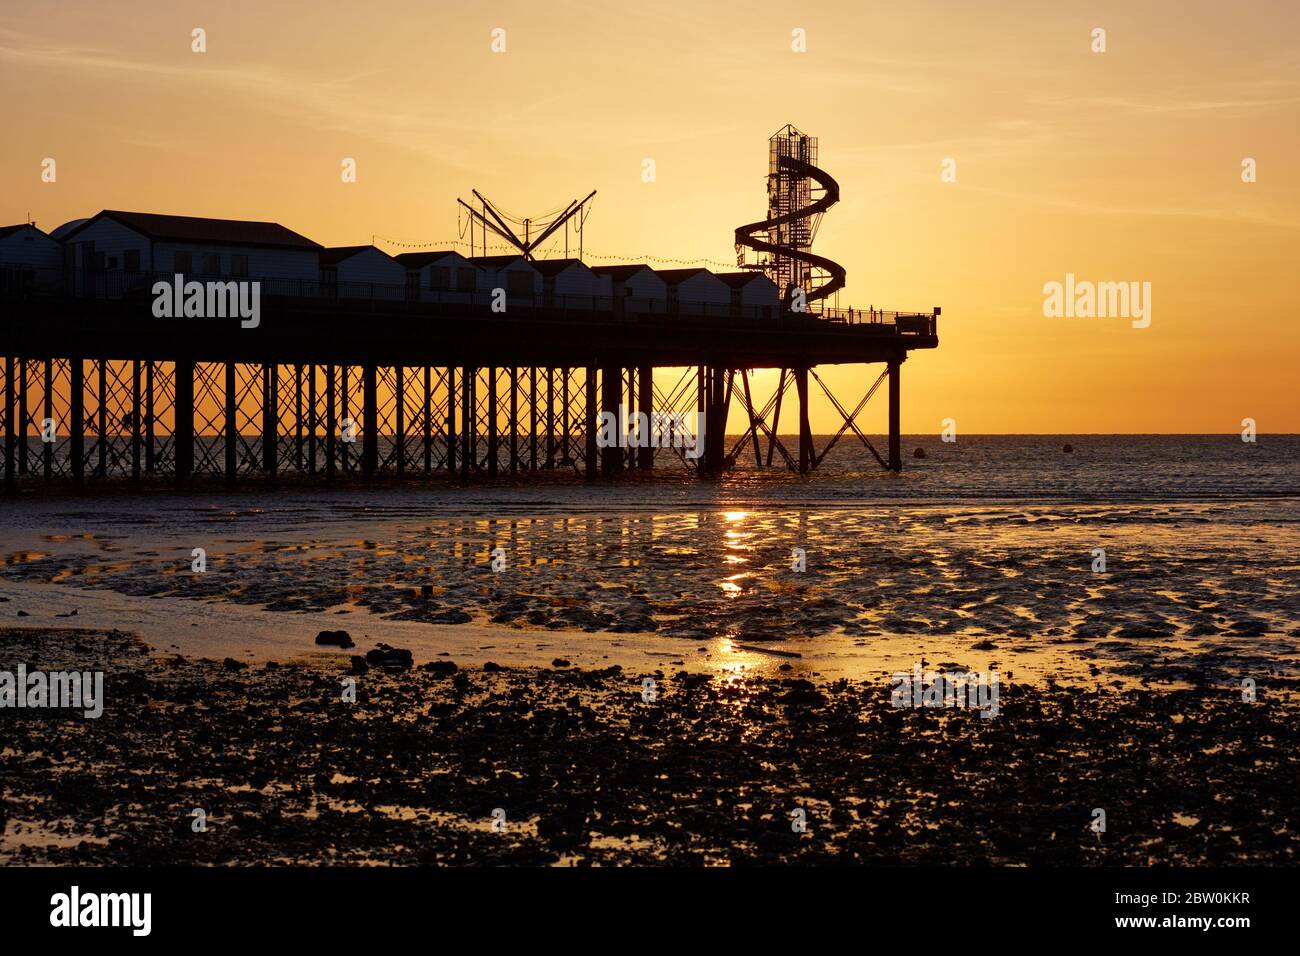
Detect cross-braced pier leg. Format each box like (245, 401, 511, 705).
(487, 366, 498, 479)
(17, 357, 28, 476)
(585, 366, 597, 479)
(129, 361, 141, 483)
(727, 369, 797, 471)
(3, 356, 14, 490)
(509, 367, 519, 476)
(362, 364, 378, 481)
(264, 364, 279, 480)
(807, 366, 889, 470)
(43, 361, 56, 478)
(423, 367, 434, 475)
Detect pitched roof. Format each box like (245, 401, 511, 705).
(591, 264, 659, 281)
(320, 245, 395, 265)
(655, 268, 715, 285)
(714, 271, 774, 288)
(0, 224, 41, 240)
(393, 250, 466, 268)
(531, 258, 589, 277)
(60, 210, 322, 250)
(470, 254, 531, 269)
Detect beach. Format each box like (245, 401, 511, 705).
(2, 436, 1298, 864)
(3, 626, 1297, 866)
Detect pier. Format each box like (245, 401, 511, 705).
(1, 126, 940, 491)
(1, 280, 937, 489)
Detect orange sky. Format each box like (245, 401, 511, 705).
(2, 0, 1297, 433)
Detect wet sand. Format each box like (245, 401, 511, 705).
(3, 626, 1296, 866)
(3, 495, 1298, 689)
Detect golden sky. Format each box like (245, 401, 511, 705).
(3, 0, 1297, 433)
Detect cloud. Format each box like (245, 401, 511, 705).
(0, 27, 507, 173)
(960, 184, 1299, 231)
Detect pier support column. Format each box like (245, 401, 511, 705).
(395, 366, 406, 476)
(362, 363, 378, 482)
(174, 358, 193, 483)
(445, 367, 456, 477)
(637, 365, 653, 470)
(325, 365, 337, 481)
(585, 366, 597, 479)
(339, 367, 351, 474)
(308, 366, 318, 475)
(146, 362, 156, 474)
(460, 365, 473, 479)
(225, 362, 237, 485)
(624, 368, 635, 470)
(263, 364, 278, 480)
(703, 367, 730, 474)
(71, 358, 86, 485)
(44, 359, 54, 481)
(96, 359, 107, 478)
(529, 368, 538, 470)
(294, 364, 304, 472)
(696, 366, 706, 475)
(423, 367, 433, 474)
(487, 367, 498, 479)
(131, 360, 142, 483)
(509, 368, 519, 476)
(561, 368, 571, 466)
(3, 355, 14, 489)
(795, 367, 812, 474)
(545, 368, 555, 468)
(601, 365, 622, 477)
(17, 358, 27, 475)
(887, 357, 901, 472)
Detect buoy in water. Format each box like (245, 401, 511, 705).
(913, 447, 927, 459)
(1063, 443, 1074, 453)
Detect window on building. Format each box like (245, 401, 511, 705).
(405, 270, 419, 301)
(174, 251, 192, 274)
(202, 252, 220, 275)
(456, 268, 476, 291)
(430, 267, 451, 290)
(124, 250, 140, 273)
(231, 254, 248, 277)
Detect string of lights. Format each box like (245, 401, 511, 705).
(370, 234, 737, 270)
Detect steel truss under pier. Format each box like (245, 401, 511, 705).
(2, 298, 936, 489)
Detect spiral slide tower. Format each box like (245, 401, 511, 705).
(734, 124, 847, 310)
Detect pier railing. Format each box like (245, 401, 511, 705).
(0, 263, 937, 337)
